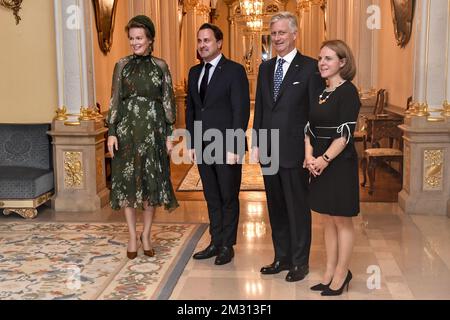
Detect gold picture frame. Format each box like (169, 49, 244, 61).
(390, 0, 415, 48)
(92, 0, 118, 55)
(0, 0, 23, 24)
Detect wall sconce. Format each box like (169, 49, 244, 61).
(0, 0, 23, 25)
(92, 0, 118, 55)
(391, 0, 415, 48)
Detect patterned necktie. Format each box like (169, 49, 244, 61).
(273, 58, 285, 101)
(200, 63, 212, 102)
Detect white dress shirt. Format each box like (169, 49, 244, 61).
(273, 48, 298, 81)
(198, 53, 223, 92)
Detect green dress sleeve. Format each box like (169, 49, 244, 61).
(153, 57, 177, 138)
(106, 58, 127, 136)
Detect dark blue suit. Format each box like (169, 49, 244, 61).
(186, 56, 250, 247)
(253, 51, 324, 267)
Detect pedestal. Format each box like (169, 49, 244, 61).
(398, 116, 450, 217)
(48, 119, 109, 212)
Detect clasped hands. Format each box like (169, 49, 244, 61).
(303, 155, 329, 177)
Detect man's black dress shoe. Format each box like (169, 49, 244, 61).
(214, 246, 234, 265)
(260, 260, 291, 275)
(285, 265, 309, 282)
(193, 244, 220, 260)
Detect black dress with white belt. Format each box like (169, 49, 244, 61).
(305, 81, 361, 217)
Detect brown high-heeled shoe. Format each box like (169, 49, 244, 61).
(127, 236, 138, 259)
(140, 234, 155, 257)
(127, 251, 138, 259)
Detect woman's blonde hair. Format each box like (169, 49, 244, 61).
(320, 40, 356, 81)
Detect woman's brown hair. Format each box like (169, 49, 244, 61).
(320, 40, 356, 81)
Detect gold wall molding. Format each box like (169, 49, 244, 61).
(79, 107, 93, 121)
(197, 3, 211, 15)
(0, 0, 23, 24)
(297, 0, 326, 11)
(410, 102, 430, 117)
(182, 0, 209, 15)
(184, 0, 199, 11)
(54, 106, 69, 121)
(265, 3, 280, 13)
(423, 149, 444, 191)
(64, 152, 84, 189)
(442, 100, 450, 117)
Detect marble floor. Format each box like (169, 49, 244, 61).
(2, 197, 450, 300)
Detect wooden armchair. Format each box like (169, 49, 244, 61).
(354, 89, 386, 151)
(360, 101, 404, 195)
(361, 146, 403, 195)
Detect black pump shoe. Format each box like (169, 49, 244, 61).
(310, 281, 332, 291)
(321, 271, 352, 296)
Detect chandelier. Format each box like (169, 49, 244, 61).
(247, 17, 263, 31)
(240, 0, 263, 16)
(239, 0, 264, 32)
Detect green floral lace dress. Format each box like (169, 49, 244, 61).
(106, 54, 178, 211)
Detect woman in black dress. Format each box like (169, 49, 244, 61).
(304, 40, 361, 296)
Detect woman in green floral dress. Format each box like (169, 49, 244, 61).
(107, 16, 178, 259)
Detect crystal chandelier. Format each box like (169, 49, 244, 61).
(240, 0, 264, 16)
(239, 0, 264, 32)
(247, 17, 263, 31)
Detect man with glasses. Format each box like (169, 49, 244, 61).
(252, 12, 324, 282)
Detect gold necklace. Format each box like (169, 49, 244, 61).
(318, 80, 346, 104)
(318, 89, 334, 104)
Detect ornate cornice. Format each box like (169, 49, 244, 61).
(297, 0, 326, 11)
(184, 0, 199, 11)
(182, 0, 210, 14)
(197, 3, 211, 15)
